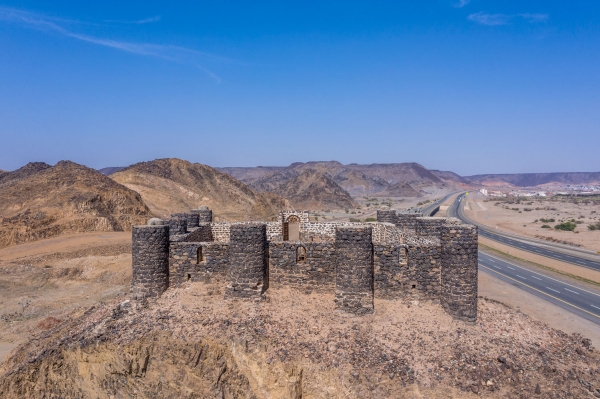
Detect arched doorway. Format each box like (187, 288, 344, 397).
(283, 215, 301, 241)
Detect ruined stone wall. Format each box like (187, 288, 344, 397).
(415, 217, 446, 238)
(184, 223, 213, 242)
(269, 242, 336, 291)
(396, 213, 422, 233)
(376, 210, 398, 225)
(373, 244, 409, 298)
(334, 226, 374, 314)
(192, 207, 213, 223)
(225, 223, 268, 299)
(371, 222, 402, 244)
(211, 222, 281, 243)
(169, 242, 229, 286)
(168, 217, 187, 237)
(132, 225, 170, 300)
(406, 243, 442, 299)
(440, 224, 478, 322)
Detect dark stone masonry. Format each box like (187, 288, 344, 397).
(131, 207, 479, 321)
(334, 227, 374, 315)
(131, 223, 170, 301)
(225, 223, 269, 299)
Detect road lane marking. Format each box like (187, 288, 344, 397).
(532, 276, 542, 280)
(480, 252, 600, 298)
(507, 266, 515, 270)
(564, 288, 579, 295)
(516, 275, 526, 279)
(546, 287, 560, 293)
(479, 265, 600, 320)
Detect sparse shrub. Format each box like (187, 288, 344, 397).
(555, 222, 576, 232)
(541, 225, 551, 228)
(349, 218, 361, 222)
(540, 218, 555, 223)
(524, 208, 532, 212)
(364, 217, 377, 222)
(588, 222, 600, 231)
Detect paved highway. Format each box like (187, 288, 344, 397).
(420, 192, 457, 216)
(448, 195, 600, 324)
(452, 193, 600, 272)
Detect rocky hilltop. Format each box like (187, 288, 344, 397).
(220, 161, 454, 198)
(269, 169, 358, 210)
(111, 158, 290, 221)
(0, 283, 598, 398)
(0, 161, 151, 248)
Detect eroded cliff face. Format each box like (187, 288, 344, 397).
(1, 284, 599, 399)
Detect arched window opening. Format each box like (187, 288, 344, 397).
(197, 247, 204, 263)
(296, 246, 307, 263)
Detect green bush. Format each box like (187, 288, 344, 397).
(555, 222, 576, 232)
(364, 217, 377, 222)
(588, 222, 600, 231)
(540, 218, 555, 223)
(349, 218, 361, 222)
(541, 225, 551, 228)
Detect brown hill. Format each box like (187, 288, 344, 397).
(110, 158, 290, 221)
(0, 161, 151, 248)
(269, 169, 358, 210)
(0, 162, 51, 186)
(219, 161, 453, 197)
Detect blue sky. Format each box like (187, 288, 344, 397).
(0, 1, 599, 175)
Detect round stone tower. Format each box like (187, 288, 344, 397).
(131, 219, 170, 301)
(440, 224, 478, 322)
(226, 223, 268, 299)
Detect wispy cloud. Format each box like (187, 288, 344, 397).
(453, 0, 470, 9)
(105, 15, 161, 24)
(0, 7, 228, 82)
(518, 13, 549, 23)
(467, 12, 511, 26)
(468, 11, 549, 26)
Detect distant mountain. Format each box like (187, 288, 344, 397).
(0, 162, 51, 186)
(465, 172, 600, 188)
(98, 166, 126, 176)
(0, 161, 150, 248)
(111, 158, 290, 221)
(269, 169, 358, 210)
(219, 161, 453, 198)
(430, 170, 471, 185)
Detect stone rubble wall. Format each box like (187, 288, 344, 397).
(269, 241, 336, 291)
(225, 223, 269, 299)
(168, 242, 229, 286)
(374, 244, 408, 298)
(406, 243, 442, 299)
(210, 222, 282, 243)
(440, 224, 478, 322)
(334, 226, 374, 315)
(415, 217, 447, 238)
(132, 225, 170, 301)
(184, 223, 213, 242)
(168, 217, 187, 237)
(192, 208, 213, 223)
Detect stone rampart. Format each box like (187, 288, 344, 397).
(334, 226, 374, 314)
(168, 217, 187, 237)
(374, 243, 408, 298)
(132, 224, 170, 300)
(406, 242, 442, 299)
(169, 242, 229, 286)
(184, 223, 213, 242)
(269, 241, 336, 291)
(440, 224, 478, 322)
(226, 223, 269, 299)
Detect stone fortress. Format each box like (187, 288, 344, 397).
(132, 206, 478, 321)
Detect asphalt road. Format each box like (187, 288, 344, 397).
(448, 194, 600, 324)
(420, 192, 456, 216)
(452, 194, 600, 272)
